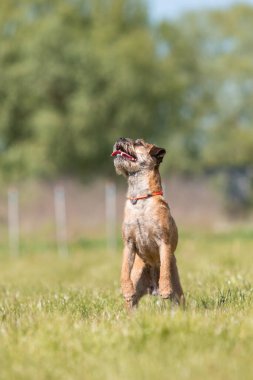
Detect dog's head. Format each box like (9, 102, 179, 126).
(111, 137, 166, 176)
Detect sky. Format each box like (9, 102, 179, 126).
(147, 0, 253, 20)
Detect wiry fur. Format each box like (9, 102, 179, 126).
(112, 137, 184, 310)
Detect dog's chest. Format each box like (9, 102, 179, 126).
(123, 200, 164, 264)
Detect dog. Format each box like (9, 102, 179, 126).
(111, 137, 184, 310)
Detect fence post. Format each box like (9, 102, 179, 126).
(105, 181, 117, 253)
(8, 188, 19, 257)
(54, 186, 68, 257)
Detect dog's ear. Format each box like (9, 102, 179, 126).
(149, 145, 166, 163)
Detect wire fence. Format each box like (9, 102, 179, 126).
(0, 177, 229, 256)
(1, 182, 120, 257)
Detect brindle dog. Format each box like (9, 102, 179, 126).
(111, 137, 184, 310)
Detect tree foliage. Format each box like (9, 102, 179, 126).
(0, 1, 252, 182)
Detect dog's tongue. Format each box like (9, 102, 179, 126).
(111, 150, 136, 161)
(111, 150, 121, 157)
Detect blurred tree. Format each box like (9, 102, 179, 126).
(0, 0, 185, 180)
(163, 5, 253, 175)
(0, 0, 253, 202)
(166, 5, 253, 210)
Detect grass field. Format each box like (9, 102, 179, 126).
(0, 230, 253, 380)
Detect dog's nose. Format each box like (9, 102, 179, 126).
(118, 137, 126, 141)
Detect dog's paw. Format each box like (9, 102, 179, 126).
(159, 287, 173, 299)
(160, 291, 180, 304)
(160, 291, 185, 307)
(160, 292, 174, 300)
(124, 295, 138, 311)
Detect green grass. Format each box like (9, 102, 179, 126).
(0, 230, 253, 380)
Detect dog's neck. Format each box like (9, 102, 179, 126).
(127, 167, 162, 198)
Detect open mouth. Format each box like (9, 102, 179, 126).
(111, 144, 136, 162)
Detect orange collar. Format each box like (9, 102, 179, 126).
(127, 190, 163, 205)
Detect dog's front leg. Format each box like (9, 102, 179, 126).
(121, 244, 136, 310)
(159, 241, 174, 300)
